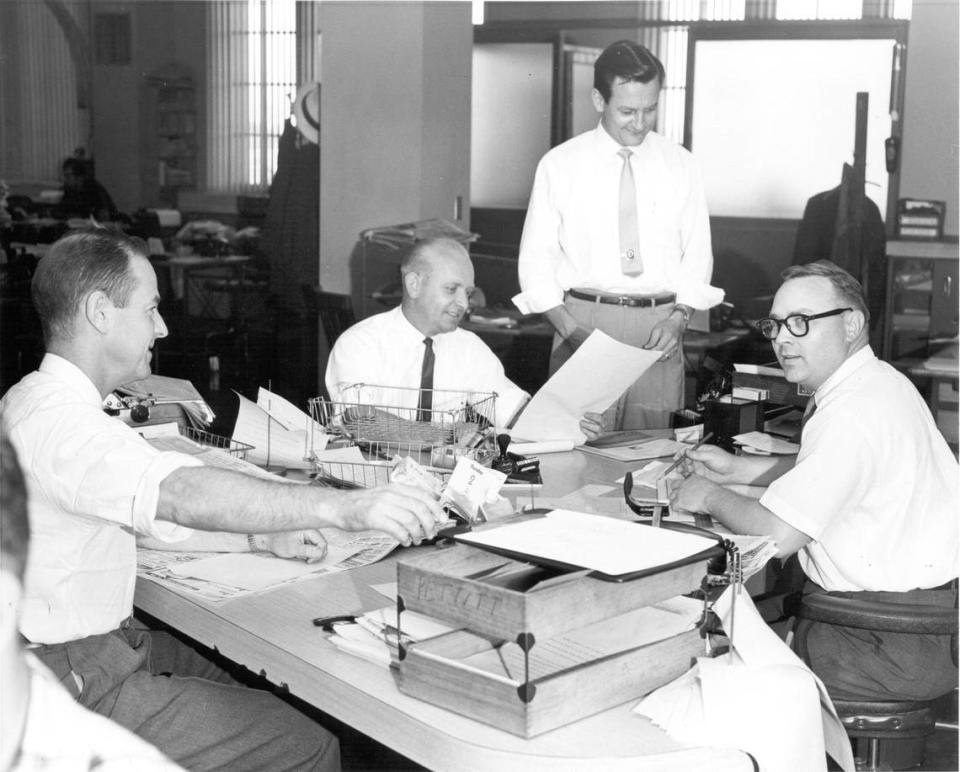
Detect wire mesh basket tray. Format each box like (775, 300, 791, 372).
(311, 457, 456, 491)
(308, 384, 497, 487)
(181, 426, 254, 460)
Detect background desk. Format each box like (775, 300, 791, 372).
(134, 451, 754, 772)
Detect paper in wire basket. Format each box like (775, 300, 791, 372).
(308, 384, 497, 488)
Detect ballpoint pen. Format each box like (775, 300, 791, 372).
(659, 431, 714, 479)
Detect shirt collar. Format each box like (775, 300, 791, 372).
(39, 354, 103, 407)
(393, 305, 433, 346)
(814, 345, 876, 401)
(592, 120, 658, 158)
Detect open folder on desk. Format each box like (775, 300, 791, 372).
(456, 509, 719, 581)
(509, 330, 659, 444)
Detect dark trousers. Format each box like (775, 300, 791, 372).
(33, 619, 340, 772)
(800, 582, 958, 702)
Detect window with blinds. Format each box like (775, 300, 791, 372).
(206, 0, 320, 194)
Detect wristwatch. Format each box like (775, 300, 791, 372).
(671, 304, 693, 327)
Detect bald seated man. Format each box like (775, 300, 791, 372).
(1, 227, 444, 771)
(670, 260, 957, 704)
(326, 237, 603, 438)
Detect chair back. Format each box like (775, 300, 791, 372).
(301, 285, 356, 347)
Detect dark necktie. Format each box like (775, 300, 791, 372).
(800, 395, 817, 434)
(618, 147, 644, 276)
(417, 337, 434, 422)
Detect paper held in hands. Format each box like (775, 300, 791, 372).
(509, 330, 660, 444)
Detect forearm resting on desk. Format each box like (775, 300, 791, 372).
(672, 478, 810, 559)
(137, 530, 329, 562)
(157, 466, 442, 546)
(684, 446, 794, 487)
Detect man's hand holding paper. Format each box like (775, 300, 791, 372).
(509, 330, 660, 444)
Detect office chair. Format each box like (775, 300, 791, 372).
(302, 285, 356, 345)
(793, 591, 958, 771)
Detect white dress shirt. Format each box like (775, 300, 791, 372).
(514, 124, 723, 314)
(325, 306, 529, 429)
(760, 347, 959, 592)
(1, 355, 200, 644)
(13, 652, 183, 771)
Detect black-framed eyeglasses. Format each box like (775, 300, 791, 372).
(756, 307, 852, 340)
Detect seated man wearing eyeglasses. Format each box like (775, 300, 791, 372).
(670, 259, 957, 703)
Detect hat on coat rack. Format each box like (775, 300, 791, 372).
(293, 82, 320, 145)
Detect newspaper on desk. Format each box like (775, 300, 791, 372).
(137, 425, 399, 601)
(137, 528, 398, 602)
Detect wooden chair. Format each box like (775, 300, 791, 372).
(793, 592, 958, 771)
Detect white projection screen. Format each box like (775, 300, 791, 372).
(689, 38, 898, 219)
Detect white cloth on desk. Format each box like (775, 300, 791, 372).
(513, 124, 722, 313)
(760, 346, 959, 592)
(1, 355, 200, 644)
(325, 305, 529, 429)
(13, 652, 184, 771)
(635, 587, 855, 772)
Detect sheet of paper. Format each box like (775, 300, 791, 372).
(138, 530, 398, 602)
(509, 330, 659, 443)
(732, 431, 800, 455)
(634, 589, 854, 772)
(169, 552, 332, 590)
(458, 509, 717, 577)
(507, 440, 576, 455)
(256, 387, 319, 433)
(232, 391, 314, 469)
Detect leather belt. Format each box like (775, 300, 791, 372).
(566, 289, 676, 308)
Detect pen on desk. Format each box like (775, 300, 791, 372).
(660, 432, 714, 478)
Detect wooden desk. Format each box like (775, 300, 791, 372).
(134, 450, 753, 771)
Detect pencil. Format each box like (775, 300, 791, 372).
(659, 431, 714, 478)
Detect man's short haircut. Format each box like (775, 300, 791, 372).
(0, 431, 30, 583)
(400, 237, 469, 277)
(594, 40, 665, 102)
(781, 260, 870, 320)
(31, 227, 147, 343)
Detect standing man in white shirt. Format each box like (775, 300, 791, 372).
(670, 260, 958, 703)
(515, 40, 722, 431)
(1, 228, 444, 771)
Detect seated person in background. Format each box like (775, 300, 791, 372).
(327, 237, 603, 438)
(1, 431, 183, 771)
(670, 260, 958, 702)
(55, 157, 119, 222)
(1, 228, 444, 771)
